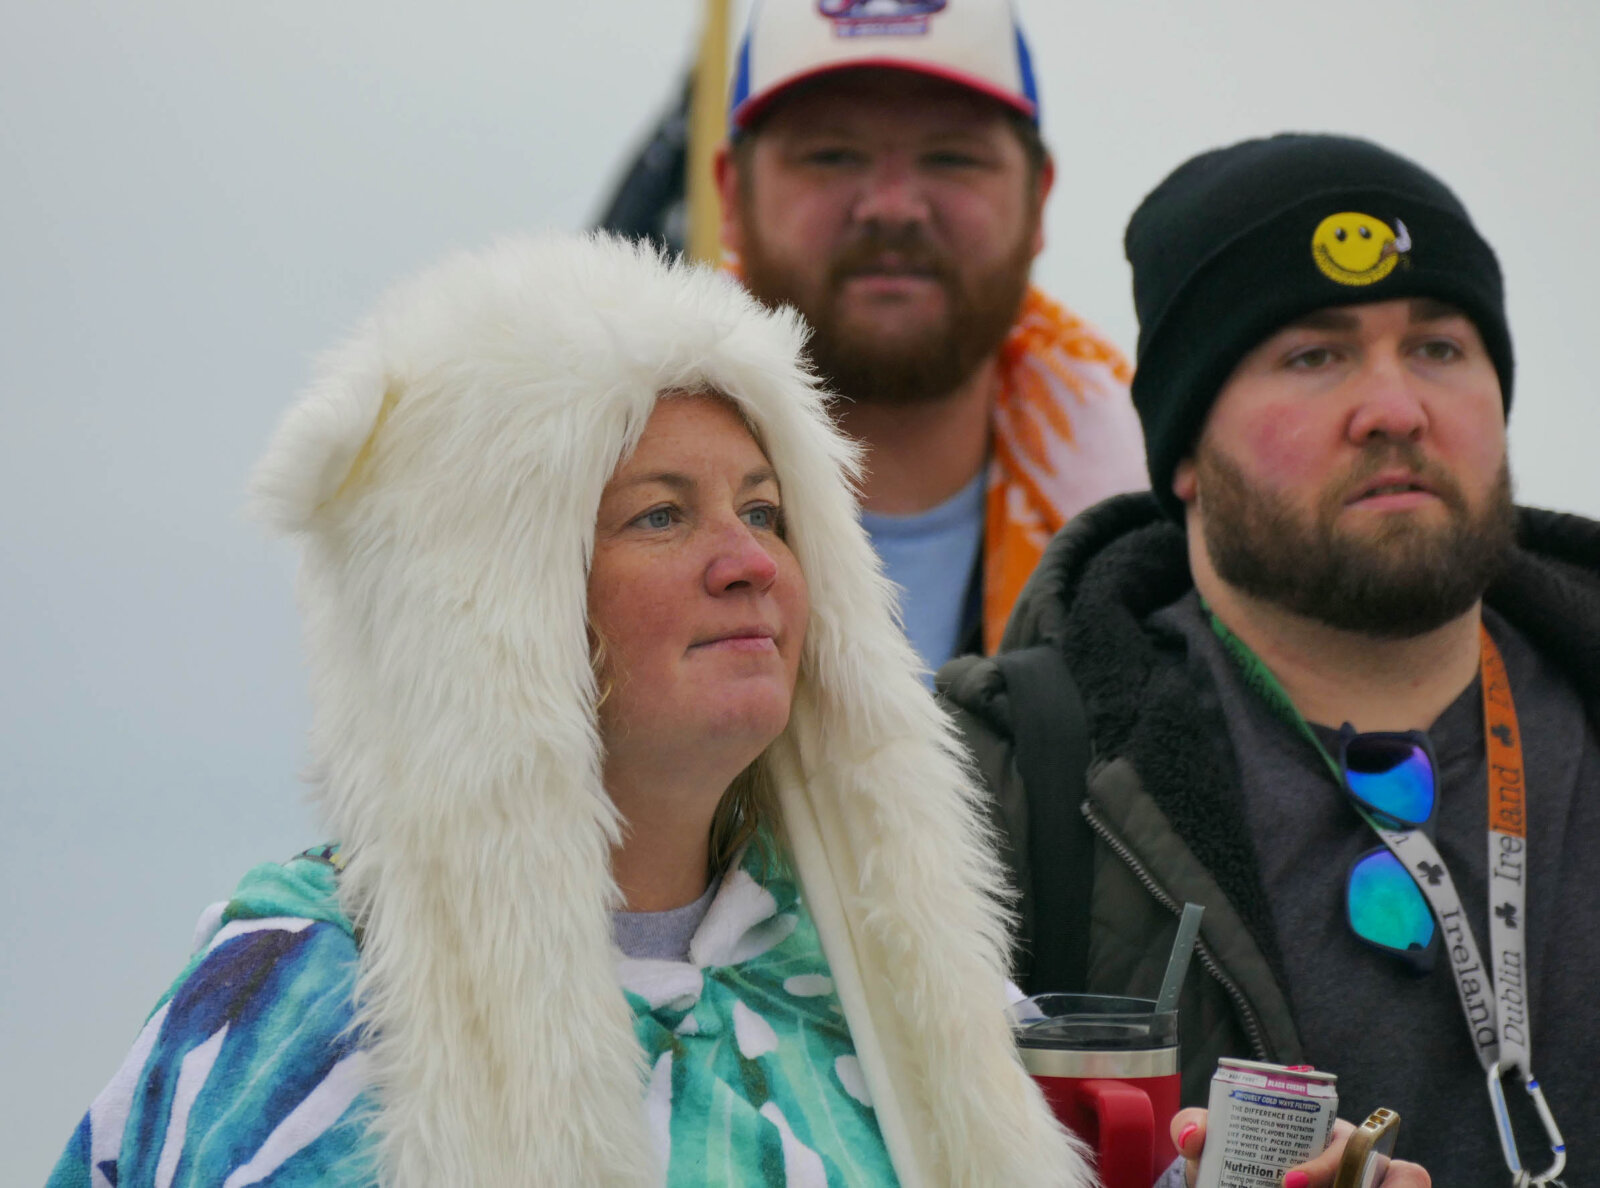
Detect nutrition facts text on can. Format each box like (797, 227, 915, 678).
(1194, 1060, 1338, 1188)
(1216, 1091, 1324, 1181)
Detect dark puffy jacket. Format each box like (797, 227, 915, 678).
(940, 492, 1600, 1107)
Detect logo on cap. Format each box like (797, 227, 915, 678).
(820, 0, 947, 38)
(1311, 212, 1412, 286)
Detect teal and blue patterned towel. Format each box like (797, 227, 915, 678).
(47, 846, 376, 1187)
(49, 844, 898, 1187)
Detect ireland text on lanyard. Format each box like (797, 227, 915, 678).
(1209, 612, 1566, 1186)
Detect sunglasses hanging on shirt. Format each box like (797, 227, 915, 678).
(1339, 728, 1441, 973)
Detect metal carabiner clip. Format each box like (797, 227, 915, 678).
(1487, 1059, 1567, 1185)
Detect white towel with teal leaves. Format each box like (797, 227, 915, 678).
(48, 844, 898, 1187)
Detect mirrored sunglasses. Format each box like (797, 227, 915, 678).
(1338, 728, 1441, 973)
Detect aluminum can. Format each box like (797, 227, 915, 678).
(1193, 1058, 1339, 1188)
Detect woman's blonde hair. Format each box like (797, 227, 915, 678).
(707, 756, 780, 876)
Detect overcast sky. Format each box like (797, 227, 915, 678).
(5, 1, 1597, 1178)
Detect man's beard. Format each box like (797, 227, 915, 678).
(1197, 441, 1516, 638)
(740, 217, 1034, 407)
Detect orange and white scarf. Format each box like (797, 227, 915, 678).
(982, 288, 1147, 650)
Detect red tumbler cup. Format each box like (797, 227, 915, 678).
(1010, 994, 1181, 1188)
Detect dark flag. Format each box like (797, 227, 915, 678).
(595, 78, 691, 256)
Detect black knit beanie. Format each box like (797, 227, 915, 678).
(1125, 133, 1513, 520)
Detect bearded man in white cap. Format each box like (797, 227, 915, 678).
(717, 0, 1147, 677)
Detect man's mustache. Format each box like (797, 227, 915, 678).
(1334, 441, 1468, 512)
(827, 229, 954, 288)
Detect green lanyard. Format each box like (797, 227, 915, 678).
(1205, 607, 1344, 783)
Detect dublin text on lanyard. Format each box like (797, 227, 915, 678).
(1209, 613, 1566, 1186)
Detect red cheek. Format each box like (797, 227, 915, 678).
(612, 600, 681, 653)
(1235, 409, 1322, 488)
(591, 566, 682, 668)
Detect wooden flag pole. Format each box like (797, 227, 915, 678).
(686, 0, 732, 264)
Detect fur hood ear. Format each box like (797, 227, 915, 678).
(252, 232, 1087, 1186)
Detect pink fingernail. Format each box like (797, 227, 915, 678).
(1283, 1172, 1310, 1188)
(1177, 1123, 1198, 1148)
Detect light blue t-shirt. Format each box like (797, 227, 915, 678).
(860, 470, 985, 683)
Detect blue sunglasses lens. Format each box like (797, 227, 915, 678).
(1343, 736, 1434, 827)
(1347, 848, 1436, 959)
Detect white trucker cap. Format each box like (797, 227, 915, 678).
(728, 0, 1040, 132)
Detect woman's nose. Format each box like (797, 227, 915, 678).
(705, 523, 779, 594)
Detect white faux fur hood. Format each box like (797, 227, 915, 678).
(251, 232, 1089, 1187)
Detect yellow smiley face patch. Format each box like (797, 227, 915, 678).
(1311, 212, 1411, 285)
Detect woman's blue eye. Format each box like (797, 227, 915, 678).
(640, 507, 673, 529)
(743, 504, 783, 534)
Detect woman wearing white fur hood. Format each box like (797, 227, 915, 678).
(48, 232, 1092, 1187)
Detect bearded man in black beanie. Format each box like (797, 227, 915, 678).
(942, 133, 1600, 1184)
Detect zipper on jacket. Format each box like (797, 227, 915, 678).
(1081, 801, 1271, 1062)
